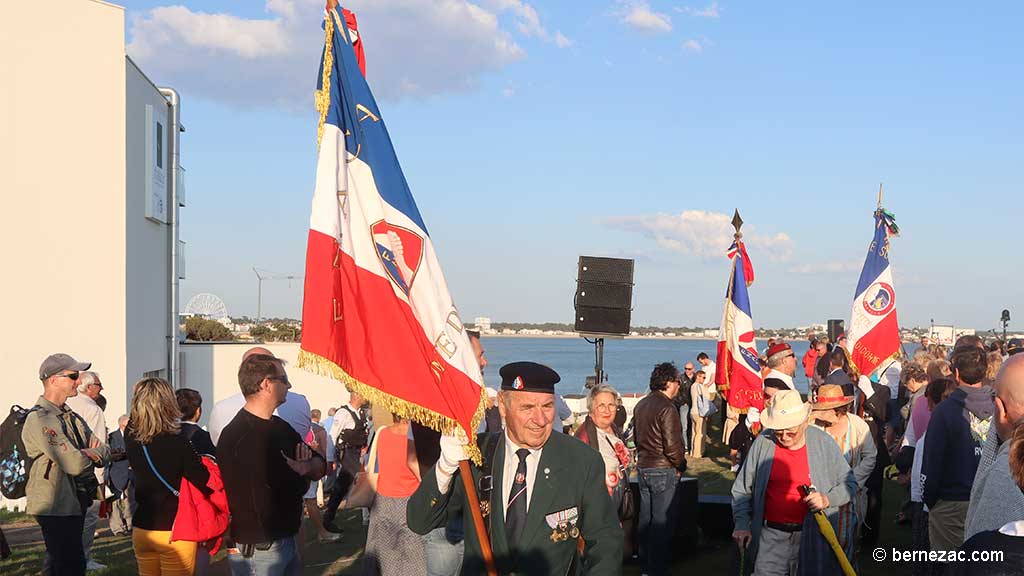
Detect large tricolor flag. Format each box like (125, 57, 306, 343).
(847, 208, 901, 377)
(715, 238, 764, 414)
(299, 6, 486, 460)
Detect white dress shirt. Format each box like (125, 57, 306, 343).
(434, 431, 544, 517)
(764, 369, 796, 391)
(499, 431, 543, 519)
(329, 403, 359, 442)
(208, 391, 311, 445)
(65, 393, 107, 482)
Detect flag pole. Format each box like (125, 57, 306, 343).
(877, 182, 883, 210)
(460, 459, 498, 575)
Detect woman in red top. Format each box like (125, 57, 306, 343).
(363, 414, 425, 576)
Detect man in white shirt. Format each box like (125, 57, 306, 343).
(322, 390, 368, 530)
(65, 370, 107, 572)
(209, 347, 312, 444)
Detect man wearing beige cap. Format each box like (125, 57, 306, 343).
(731, 389, 856, 575)
(23, 353, 111, 576)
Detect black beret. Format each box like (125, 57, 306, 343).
(499, 362, 560, 393)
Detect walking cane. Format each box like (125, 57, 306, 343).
(799, 485, 857, 576)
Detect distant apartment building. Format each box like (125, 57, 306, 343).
(474, 316, 492, 333)
(2, 0, 184, 419)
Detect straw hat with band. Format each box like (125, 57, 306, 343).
(810, 384, 855, 423)
(760, 389, 811, 430)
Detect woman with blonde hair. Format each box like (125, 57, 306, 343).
(125, 377, 211, 575)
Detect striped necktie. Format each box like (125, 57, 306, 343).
(505, 448, 530, 549)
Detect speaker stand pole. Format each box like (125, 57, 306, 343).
(595, 338, 605, 384)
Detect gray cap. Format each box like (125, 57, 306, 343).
(39, 353, 91, 381)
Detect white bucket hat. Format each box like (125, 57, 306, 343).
(760, 389, 811, 430)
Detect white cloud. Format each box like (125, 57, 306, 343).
(604, 210, 794, 262)
(621, 2, 672, 34)
(486, 0, 546, 37)
(501, 87, 516, 97)
(554, 31, 573, 48)
(682, 39, 703, 54)
(127, 0, 549, 107)
(676, 2, 721, 18)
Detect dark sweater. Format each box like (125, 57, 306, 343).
(180, 422, 216, 456)
(921, 387, 992, 507)
(217, 410, 315, 544)
(952, 530, 1024, 575)
(125, 430, 211, 531)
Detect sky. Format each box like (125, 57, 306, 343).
(120, 0, 1024, 332)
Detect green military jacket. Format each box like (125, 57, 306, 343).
(22, 396, 110, 516)
(407, 431, 623, 575)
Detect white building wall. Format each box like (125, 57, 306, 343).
(0, 0, 129, 420)
(125, 58, 172, 389)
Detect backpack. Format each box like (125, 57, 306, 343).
(334, 406, 368, 460)
(0, 405, 41, 499)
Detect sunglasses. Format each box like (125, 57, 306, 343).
(56, 371, 80, 381)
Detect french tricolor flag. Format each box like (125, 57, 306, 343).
(299, 6, 486, 459)
(847, 209, 901, 377)
(715, 240, 764, 414)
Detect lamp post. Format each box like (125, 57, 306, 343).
(1002, 309, 1011, 343)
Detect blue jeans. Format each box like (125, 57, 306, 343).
(227, 536, 300, 576)
(638, 467, 681, 576)
(678, 405, 691, 452)
(424, 525, 465, 576)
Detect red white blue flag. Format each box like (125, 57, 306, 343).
(299, 6, 486, 460)
(848, 209, 901, 377)
(715, 240, 764, 413)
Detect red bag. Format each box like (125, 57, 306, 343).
(171, 456, 230, 554)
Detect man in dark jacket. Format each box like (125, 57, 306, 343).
(632, 362, 687, 576)
(921, 346, 994, 552)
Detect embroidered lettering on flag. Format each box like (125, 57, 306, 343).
(847, 209, 901, 378)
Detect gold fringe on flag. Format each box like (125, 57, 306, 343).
(314, 11, 336, 149)
(298, 349, 488, 465)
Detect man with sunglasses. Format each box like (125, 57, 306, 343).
(731, 389, 856, 575)
(65, 371, 109, 571)
(218, 353, 326, 575)
(23, 353, 111, 576)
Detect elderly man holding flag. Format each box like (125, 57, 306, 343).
(298, 5, 619, 575)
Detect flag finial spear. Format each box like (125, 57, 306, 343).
(877, 183, 884, 209)
(732, 209, 744, 240)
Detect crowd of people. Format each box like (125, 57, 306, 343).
(14, 331, 1024, 575)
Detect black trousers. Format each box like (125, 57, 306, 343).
(322, 449, 361, 524)
(36, 514, 85, 576)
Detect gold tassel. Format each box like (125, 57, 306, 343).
(314, 12, 335, 150)
(298, 349, 487, 465)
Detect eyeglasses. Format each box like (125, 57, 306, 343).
(268, 375, 290, 386)
(55, 371, 80, 381)
(786, 354, 796, 359)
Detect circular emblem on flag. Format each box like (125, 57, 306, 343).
(861, 282, 895, 316)
(515, 472, 526, 484)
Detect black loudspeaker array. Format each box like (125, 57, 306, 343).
(828, 319, 845, 342)
(574, 256, 634, 335)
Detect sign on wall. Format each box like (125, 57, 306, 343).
(145, 104, 168, 223)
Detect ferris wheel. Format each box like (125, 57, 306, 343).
(184, 293, 229, 320)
